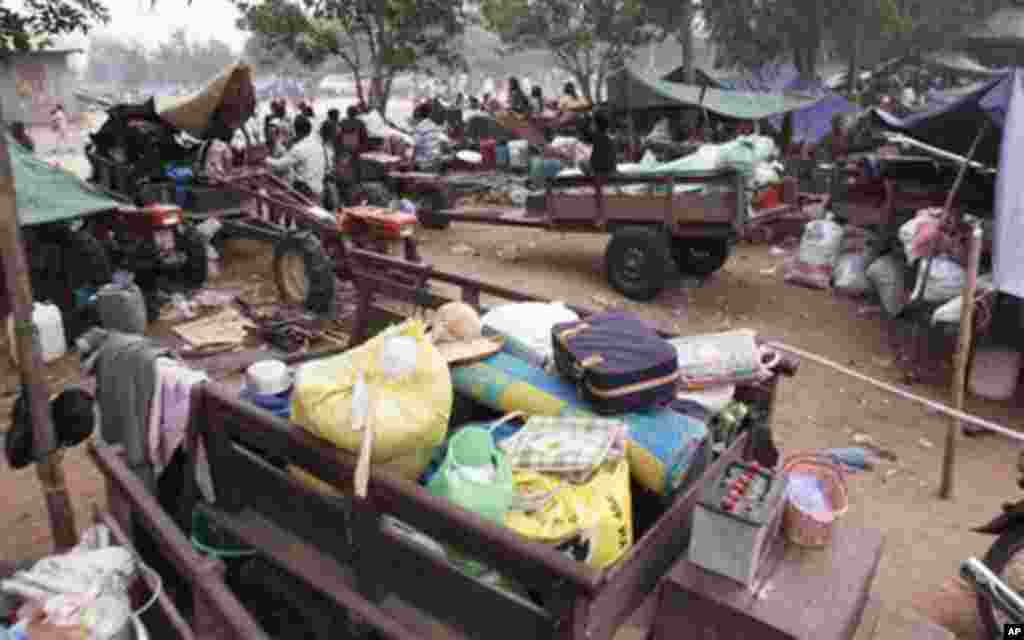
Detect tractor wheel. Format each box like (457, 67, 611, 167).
(415, 189, 451, 230)
(604, 226, 674, 302)
(672, 238, 731, 277)
(273, 232, 336, 313)
(178, 224, 209, 289)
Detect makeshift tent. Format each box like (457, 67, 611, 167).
(871, 68, 1024, 298)
(870, 72, 1011, 166)
(156, 64, 257, 139)
(607, 66, 823, 120)
(693, 63, 858, 144)
(9, 135, 121, 226)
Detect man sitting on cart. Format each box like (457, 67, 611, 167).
(264, 115, 327, 204)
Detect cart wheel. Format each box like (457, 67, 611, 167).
(178, 225, 209, 289)
(415, 189, 451, 230)
(672, 238, 731, 277)
(273, 232, 336, 313)
(605, 226, 673, 301)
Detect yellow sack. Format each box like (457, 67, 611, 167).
(505, 459, 632, 569)
(291, 319, 451, 480)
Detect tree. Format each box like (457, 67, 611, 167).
(646, 0, 698, 83)
(479, 0, 663, 102)
(235, 0, 467, 113)
(1, 0, 109, 54)
(87, 35, 151, 89)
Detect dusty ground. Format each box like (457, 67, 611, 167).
(2, 128, 1019, 637)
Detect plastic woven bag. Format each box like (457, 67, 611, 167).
(291, 319, 451, 480)
(866, 255, 909, 316)
(833, 253, 872, 296)
(785, 215, 845, 289)
(505, 458, 632, 569)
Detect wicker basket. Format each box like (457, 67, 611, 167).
(781, 453, 849, 548)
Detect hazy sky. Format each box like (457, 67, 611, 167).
(84, 0, 247, 52)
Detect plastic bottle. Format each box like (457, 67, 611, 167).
(7, 302, 67, 365)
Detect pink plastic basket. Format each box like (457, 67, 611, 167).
(781, 453, 849, 548)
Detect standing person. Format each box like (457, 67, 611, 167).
(336, 105, 370, 174)
(411, 102, 449, 172)
(530, 85, 545, 113)
(580, 110, 616, 227)
(507, 77, 531, 114)
(264, 100, 287, 149)
(320, 108, 341, 163)
(50, 104, 69, 154)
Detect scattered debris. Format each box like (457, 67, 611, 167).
(590, 294, 613, 307)
(882, 468, 900, 484)
(919, 437, 935, 449)
(856, 305, 883, 316)
(759, 267, 777, 276)
(450, 243, 478, 256)
(873, 357, 895, 369)
(497, 245, 520, 261)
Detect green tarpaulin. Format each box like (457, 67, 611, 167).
(9, 136, 122, 226)
(607, 66, 824, 119)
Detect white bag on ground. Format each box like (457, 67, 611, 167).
(785, 214, 845, 289)
(866, 255, 909, 316)
(932, 273, 994, 324)
(913, 256, 966, 303)
(833, 253, 872, 296)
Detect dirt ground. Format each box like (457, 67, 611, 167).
(2, 137, 1020, 636)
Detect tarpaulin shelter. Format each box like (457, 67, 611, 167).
(871, 69, 1024, 298)
(156, 63, 257, 139)
(607, 65, 824, 120)
(691, 63, 859, 144)
(9, 134, 121, 226)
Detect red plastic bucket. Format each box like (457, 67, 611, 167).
(781, 453, 849, 548)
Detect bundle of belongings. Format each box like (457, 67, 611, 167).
(0, 525, 154, 640)
(88, 98, 200, 183)
(785, 206, 994, 325)
(286, 298, 781, 589)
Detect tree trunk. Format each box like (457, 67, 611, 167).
(0, 113, 77, 551)
(678, 1, 695, 84)
(847, 16, 863, 101)
(575, 70, 592, 103)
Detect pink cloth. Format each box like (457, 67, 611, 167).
(148, 359, 215, 500)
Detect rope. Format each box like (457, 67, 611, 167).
(766, 341, 1024, 444)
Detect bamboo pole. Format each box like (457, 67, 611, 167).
(0, 114, 78, 549)
(940, 224, 983, 500)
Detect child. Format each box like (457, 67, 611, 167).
(50, 104, 69, 154)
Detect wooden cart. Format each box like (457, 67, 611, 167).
(82, 250, 803, 640)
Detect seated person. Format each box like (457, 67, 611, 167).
(507, 77, 532, 115)
(265, 116, 326, 202)
(558, 82, 590, 112)
(411, 102, 450, 172)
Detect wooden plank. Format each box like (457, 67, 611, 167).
(586, 434, 748, 640)
(197, 505, 424, 640)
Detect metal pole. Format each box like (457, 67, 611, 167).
(0, 114, 78, 549)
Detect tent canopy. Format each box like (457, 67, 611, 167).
(607, 66, 824, 120)
(9, 135, 121, 226)
(156, 63, 257, 139)
(871, 71, 1012, 165)
(689, 63, 859, 143)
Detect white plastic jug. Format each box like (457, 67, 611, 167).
(508, 140, 529, 168)
(7, 303, 67, 365)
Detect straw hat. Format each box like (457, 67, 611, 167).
(428, 302, 503, 365)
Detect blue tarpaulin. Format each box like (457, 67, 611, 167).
(697, 63, 859, 144)
(254, 77, 305, 100)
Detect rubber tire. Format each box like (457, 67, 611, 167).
(978, 526, 1024, 639)
(416, 189, 451, 230)
(604, 226, 674, 302)
(356, 181, 394, 207)
(178, 224, 209, 290)
(672, 238, 731, 277)
(273, 232, 336, 313)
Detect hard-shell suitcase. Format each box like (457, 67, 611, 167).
(551, 311, 680, 414)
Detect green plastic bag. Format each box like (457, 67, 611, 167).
(427, 425, 515, 575)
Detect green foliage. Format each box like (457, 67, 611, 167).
(234, 0, 466, 110)
(478, 0, 663, 99)
(0, 0, 109, 55)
